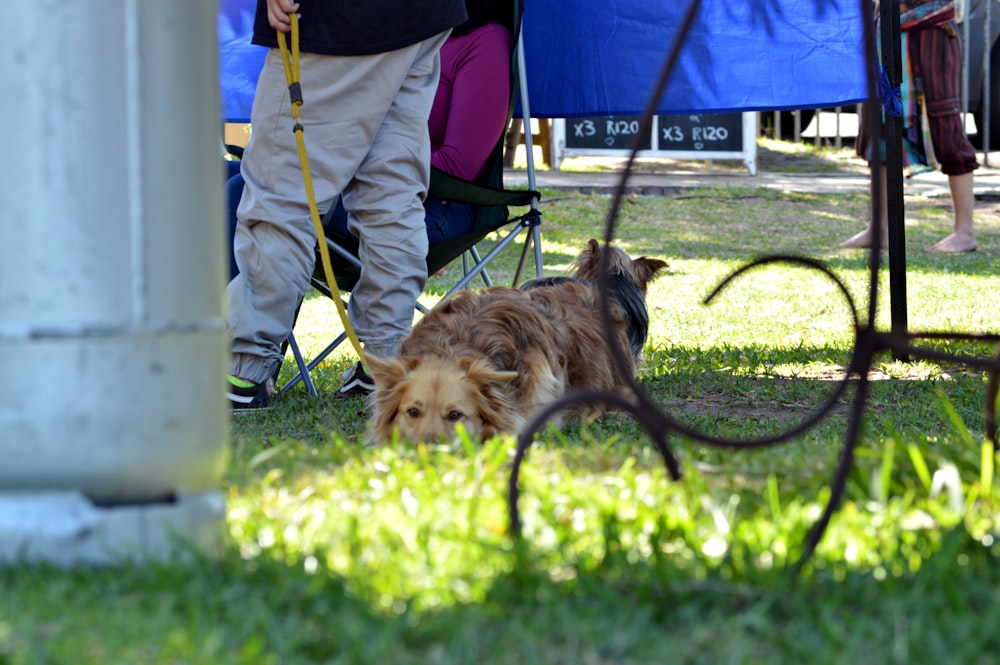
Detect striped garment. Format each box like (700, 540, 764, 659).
(862, 0, 977, 176)
(900, 0, 955, 31)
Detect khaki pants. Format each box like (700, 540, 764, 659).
(228, 32, 449, 383)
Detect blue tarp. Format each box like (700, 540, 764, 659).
(219, 0, 868, 123)
(219, 0, 264, 124)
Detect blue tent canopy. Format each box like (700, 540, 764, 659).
(219, 0, 868, 123)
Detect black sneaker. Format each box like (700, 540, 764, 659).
(227, 375, 274, 412)
(335, 362, 374, 398)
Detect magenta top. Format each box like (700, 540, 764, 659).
(428, 23, 514, 182)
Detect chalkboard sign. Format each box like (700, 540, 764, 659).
(565, 116, 652, 151)
(655, 113, 743, 152)
(552, 112, 758, 174)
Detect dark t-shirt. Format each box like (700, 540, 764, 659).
(252, 0, 469, 56)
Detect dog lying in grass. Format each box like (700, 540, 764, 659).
(365, 239, 668, 443)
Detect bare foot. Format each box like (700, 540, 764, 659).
(839, 227, 887, 249)
(928, 232, 977, 253)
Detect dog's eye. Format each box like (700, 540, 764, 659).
(406, 407, 421, 419)
(446, 410, 463, 422)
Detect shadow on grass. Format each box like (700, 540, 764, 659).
(7, 519, 995, 663)
(641, 342, 993, 442)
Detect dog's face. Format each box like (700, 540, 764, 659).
(366, 354, 519, 443)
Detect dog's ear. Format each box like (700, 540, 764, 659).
(364, 352, 407, 391)
(461, 358, 521, 435)
(462, 358, 518, 389)
(583, 238, 601, 270)
(631, 257, 669, 292)
(365, 353, 406, 442)
(571, 238, 603, 279)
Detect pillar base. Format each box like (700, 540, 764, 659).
(0, 491, 226, 567)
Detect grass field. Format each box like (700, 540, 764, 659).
(2, 146, 1000, 664)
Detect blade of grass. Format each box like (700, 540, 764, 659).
(981, 440, 994, 499)
(906, 443, 933, 492)
(935, 385, 977, 449)
(766, 472, 781, 518)
(878, 436, 896, 504)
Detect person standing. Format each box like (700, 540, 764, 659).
(225, 1, 515, 281)
(226, 0, 468, 410)
(841, 0, 978, 253)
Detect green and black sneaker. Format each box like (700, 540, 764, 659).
(227, 375, 274, 412)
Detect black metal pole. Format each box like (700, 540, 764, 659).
(880, 0, 909, 357)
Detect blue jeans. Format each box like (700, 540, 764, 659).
(325, 196, 475, 245)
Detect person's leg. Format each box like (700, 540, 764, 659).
(343, 32, 450, 360)
(930, 171, 977, 252)
(224, 173, 244, 280)
(840, 165, 889, 248)
(227, 47, 395, 386)
(422, 198, 476, 276)
(227, 50, 323, 386)
(913, 23, 978, 253)
(323, 197, 351, 239)
(840, 101, 889, 249)
(424, 198, 475, 244)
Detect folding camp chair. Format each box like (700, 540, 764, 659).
(279, 0, 545, 396)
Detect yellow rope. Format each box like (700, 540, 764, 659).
(277, 15, 365, 362)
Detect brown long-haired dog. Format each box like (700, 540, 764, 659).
(365, 239, 668, 442)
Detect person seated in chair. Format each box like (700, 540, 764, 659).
(226, 0, 513, 279)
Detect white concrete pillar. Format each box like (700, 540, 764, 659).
(0, 1, 229, 563)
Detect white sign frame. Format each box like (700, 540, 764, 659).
(551, 112, 758, 175)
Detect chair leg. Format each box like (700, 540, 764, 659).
(512, 233, 532, 286)
(439, 224, 528, 301)
(279, 294, 350, 396)
(280, 331, 349, 394)
(530, 223, 544, 279)
(468, 245, 493, 287)
(284, 332, 319, 397)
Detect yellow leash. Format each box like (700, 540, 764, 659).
(276, 15, 365, 362)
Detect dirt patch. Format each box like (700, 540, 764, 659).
(754, 143, 869, 175)
(659, 392, 853, 423)
(974, 197, 1000, 222)
(652, 363, 975, 426)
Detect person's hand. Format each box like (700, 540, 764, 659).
(266, 0, 300, 32)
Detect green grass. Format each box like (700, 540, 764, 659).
(2, 184, 999, 664)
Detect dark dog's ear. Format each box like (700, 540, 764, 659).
(364, 352, 407, 391)
(631, 257, 669, 292)
(571, 238, 603, 279)
(583, 238, 601, 270)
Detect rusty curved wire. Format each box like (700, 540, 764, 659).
(506, 0, 1000, 571)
